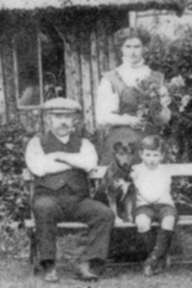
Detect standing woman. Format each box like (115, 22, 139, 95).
(96, 28, 171, 165)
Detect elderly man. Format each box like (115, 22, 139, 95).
(25, 97, 114, 282)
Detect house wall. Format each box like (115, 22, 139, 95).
(1, 40, 15, 123)
(3, 7, 192, 133)
(0, 9, 129, 132)
(60, 9, 128, 132)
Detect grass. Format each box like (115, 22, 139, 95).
(1, 225, 192, 287)
(0, 257, 192, 288)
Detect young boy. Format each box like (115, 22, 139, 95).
(131, 135, 192, 276)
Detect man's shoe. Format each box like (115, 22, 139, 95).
(143, 263, 154, 277)
(44, 268, 59, 282)
(76, 261, 99, 281)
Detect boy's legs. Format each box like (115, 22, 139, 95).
(135, 205, 154, 255)
(144, 204, 177, 276)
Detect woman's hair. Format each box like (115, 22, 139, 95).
(139, 135, 165, 153)
(114, 27, 151, 49)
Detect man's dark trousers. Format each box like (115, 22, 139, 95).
(32, 186, 114, 263)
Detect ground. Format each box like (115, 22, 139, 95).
(1, 226, 192, 288)
(1, 257, 192, 288)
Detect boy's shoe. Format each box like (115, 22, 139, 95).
(143, 254, 170, 277)
(143, 255, 158, 277)
(143, 229, 173, 277)
(143, 260, 163, 277)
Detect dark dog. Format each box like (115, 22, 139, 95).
(100, 141, 136, 224)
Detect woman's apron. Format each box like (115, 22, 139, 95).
(98, 69, 163, 165)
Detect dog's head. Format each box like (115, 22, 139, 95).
(113, 141, 136, 171)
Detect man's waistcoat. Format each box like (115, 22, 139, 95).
(35, 131, 89, 196)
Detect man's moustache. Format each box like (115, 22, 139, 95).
(60, 125, 74, 132)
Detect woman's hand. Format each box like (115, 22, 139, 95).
(123, 114, 144, 128)
(158, 107, 171, 124)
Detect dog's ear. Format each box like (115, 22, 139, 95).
(113, 141, 124, 153)
(127, 142, 136, 154)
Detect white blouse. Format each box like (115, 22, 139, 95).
(96, 63, 151, 125)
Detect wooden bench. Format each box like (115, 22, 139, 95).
(25, 215, 192, 230)
(23, 167, 192, 266)
(25, 214, 192, 267)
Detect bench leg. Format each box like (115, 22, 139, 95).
(28, 228, 42, 274)
(27, 228, 36, 264)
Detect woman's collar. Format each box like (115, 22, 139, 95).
(120, 58, 146, 69)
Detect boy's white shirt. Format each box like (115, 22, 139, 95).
(131, 163, 192, 207)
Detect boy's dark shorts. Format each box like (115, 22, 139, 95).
(135, 203, 177, 222)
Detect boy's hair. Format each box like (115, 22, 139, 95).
(139, 135, 165, 153)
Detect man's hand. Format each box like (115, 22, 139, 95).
(48, 139, 98, 172)
(52, 152, 68, 164)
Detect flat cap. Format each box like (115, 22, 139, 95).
(43, 97, 81, 113)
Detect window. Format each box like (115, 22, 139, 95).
(13, 23, 64, 109)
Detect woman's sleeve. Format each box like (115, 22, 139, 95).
(96, 77, 119, 125)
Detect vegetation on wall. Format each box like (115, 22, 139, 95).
(0, 122, 30, 221)
(143, 27, 192, 163)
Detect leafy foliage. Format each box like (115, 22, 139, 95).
(0, 122, 30, 222)
(142, 26, 192, 214)
(144, 27, 192, 159)
(0, 121, 32, 257)
(132, 76, 168, 134)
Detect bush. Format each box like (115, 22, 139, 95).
(144, 26, 192, 161)
(0, 122, 30, 222)
(143, 26, 192, 215)
(145, 26, 192, 80)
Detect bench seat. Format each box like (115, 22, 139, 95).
(25, 215, 192, 230)
(22, 167, 192, 265)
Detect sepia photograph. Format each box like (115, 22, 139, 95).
(1, 0, 192, 287)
